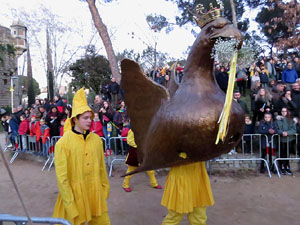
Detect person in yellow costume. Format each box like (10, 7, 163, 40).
(122, 129, 162, 192)
(53, 88, 110, 225)
(161, 162, 215, 225)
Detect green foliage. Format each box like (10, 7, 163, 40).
(69, 45, 111, 94)
(0, 44, 16, 65)
(167, 0, 248, 31)
(62, 84, 74, 104)
(255, 3, 288, 46)
(116, 49, 141, 63)
(18, 76, 41, 96)
(141, 46, 168, 70)
(146, 14, 173, 33)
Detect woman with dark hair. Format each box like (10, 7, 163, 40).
(99, 101, 114, 144)
(54, 95, 64, 113)
(275, 107, 296, 175)
(46, 106, 62, 137)
(113, 101, 129, 132)
(278, 90, 297, 116)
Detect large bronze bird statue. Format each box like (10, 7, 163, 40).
(121, 16, 244, 175)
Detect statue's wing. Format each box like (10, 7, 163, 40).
(121, 59, 170, 150)
(168, 62, 180, 96)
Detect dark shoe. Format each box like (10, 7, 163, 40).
(285, 168, 293, 176)
(280, 168, 286, 175)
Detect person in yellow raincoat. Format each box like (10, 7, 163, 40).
(53, 88, 110, 225)
(161, 161, 215, 225)
(122, 129, 162, 192)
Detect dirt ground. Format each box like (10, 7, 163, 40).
(1, 150, 300, 225)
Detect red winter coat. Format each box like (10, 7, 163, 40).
(90, 120, 104, 137)
(43, 128, 50, 144)
(18, 119, 29, 135)
(121, 127, 130, 141)
(29, 121, 41, 142)
(59, 126, 64, 137)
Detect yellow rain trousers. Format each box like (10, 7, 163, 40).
(122, 165, 158, 188)
(122, 129, 159, 188)
(161, 162, 214, 225)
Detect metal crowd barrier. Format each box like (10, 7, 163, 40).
(43, 136, 108, 171)
(108, 136, 128, 176)
(272, 134, 300, 178)
(0, 214, 71, 225)
(211, 134, 272, 178)
(42, 136, 61, 171)
(7, 135, 45, 164)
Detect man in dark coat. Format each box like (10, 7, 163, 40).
(233, 91, 249, 114)
(108, 77, 120, 109)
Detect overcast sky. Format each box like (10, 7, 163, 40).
(0, 0, 198, 88)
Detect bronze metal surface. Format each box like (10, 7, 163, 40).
(121, 17, 244, 175)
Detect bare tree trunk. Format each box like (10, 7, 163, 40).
(47, 28, 54, 101)
(86, 0, 121, 83)
(27, 44, 35, 106)
(229, 0, 237, 27)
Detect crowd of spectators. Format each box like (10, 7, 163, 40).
(1, 77, 130, 156)
(2, 55, 300, 175)
(216, 54, 300, 175)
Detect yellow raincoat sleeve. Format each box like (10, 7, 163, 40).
(54, 141, 79, 219)
(99, 138, 110, 199)
(127, 130, 137, 148)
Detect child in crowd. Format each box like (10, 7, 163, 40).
(29, 115, 41, 152)
(120, 120, 130, 155)
(243, 115, 255, 154)
(90, 112, 104, 137)
(40, 118, 50, 156)
(18, 114, 29, 152)
(257, 113, 277, 173)
(7, 114, 19, 149)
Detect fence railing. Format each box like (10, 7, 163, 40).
(3, 133, 299, 178)
(211, 134, 272, 178)
(0, 214, 71, 225)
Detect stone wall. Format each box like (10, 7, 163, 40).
(0, 25, 19, 108)
(208, 153, 300, 173)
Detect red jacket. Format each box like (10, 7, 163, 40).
(18, 119, 29, 135)
(60, 126, 64, 137)
(40, 124, 50, 144)
(121, 127, 130, 141)
(29, 121, 41, 142)
(90, 120, 104, 137)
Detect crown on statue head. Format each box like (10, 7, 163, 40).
(194, 0, 224, 28)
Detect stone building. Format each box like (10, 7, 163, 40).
(0, 21, 27, 110)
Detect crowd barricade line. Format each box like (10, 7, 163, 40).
(211, 134, 272, 178)
(272, 134, 300, 178)
(0, 214, 71, 225)
(108, 136, 128, 177)
(43, 136, 62, 171)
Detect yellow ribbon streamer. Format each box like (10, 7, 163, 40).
(215, 51, 238, 144)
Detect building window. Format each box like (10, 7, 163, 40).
(3, 79, 8, 85)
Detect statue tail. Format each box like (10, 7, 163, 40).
(120, 164, 148, 177)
